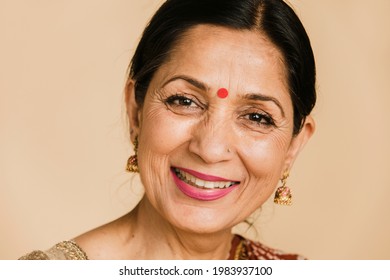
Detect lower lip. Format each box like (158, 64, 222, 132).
(171, 169, 238, 201)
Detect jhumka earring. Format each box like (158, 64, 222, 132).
(126, 137, 139, 173)
(274, 171, 292, 205)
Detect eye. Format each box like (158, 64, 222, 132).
(248, 113, 274, 126)
(240, 111, 276, 132)
(163, 93, 204, 114)
(165, 95, 197, 107)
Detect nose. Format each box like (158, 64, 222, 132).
(188, 113, 235, 164)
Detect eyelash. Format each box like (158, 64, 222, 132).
(243, 112, 276, 128)
(164, 94, 203, 109)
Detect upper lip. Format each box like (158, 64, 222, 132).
(173, 167, 239, 182)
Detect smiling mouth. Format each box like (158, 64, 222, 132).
(173, 168, 239, 189)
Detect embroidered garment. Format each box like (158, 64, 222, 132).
(228, 235, 304, 260)
(20, 234, 303, 260)
(19, 240, 88, 260)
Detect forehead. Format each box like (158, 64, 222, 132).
(154, 24, 289, 101)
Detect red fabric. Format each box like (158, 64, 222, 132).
(228, 235, 304, 260)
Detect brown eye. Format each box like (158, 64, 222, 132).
(247, 113, 275, 126)
(163, 94, 205, 116)
(165, 95, 197, 107)
(241, 112, 276, 132)
(177, 97, 193, 106)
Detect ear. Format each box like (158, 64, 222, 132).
(283, 115, 316, 173)
(125, 79, 142, 143)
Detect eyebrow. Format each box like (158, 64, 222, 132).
(243, 93, 285, 117)
(162, 75, 209, 92)
(162, 75, 285, 117)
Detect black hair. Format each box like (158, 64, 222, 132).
(129, 0, 316, 135)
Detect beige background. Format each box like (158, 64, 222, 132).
(1, 0, 389, 259)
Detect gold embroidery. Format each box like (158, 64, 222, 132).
(54, 240, 88, 260)
(19, 240, 88, 260)
(234, 239, 247, 260)
(19, 250, 50, 260)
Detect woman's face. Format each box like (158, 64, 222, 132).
(127, 25, 313, 234)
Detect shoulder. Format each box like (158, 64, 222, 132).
(232, 235, 306, 260)
(73, 219, 127, 260)
(20, 215, 131, 260)
(19, 240, 88, 260)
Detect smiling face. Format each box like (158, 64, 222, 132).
(127, 25, 314, 234)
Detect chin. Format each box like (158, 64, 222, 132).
(166, 203, 238, 234)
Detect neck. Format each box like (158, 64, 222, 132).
(123, 197, 234, 259)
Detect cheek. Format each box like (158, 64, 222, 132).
(240, 133, 291, 183)
(139, 105, 193, 154)
(136, 104, 197, 194)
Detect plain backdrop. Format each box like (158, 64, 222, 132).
(1, 0, 390, 259)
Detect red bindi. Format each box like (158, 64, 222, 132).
(217, 88, 229, 98)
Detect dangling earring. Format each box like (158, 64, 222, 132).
(274, 171, 292, 205)
(126, 137, 139, 173)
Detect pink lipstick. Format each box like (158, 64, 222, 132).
(171, 167, 239, 201)
(178, 167, 236, 182)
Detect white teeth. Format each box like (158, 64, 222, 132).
(222, 182, 232, 188)
(190, 175, 196, 184)
(204, 181, 214, 189)
(175, 168, 237, 189)
(195, 178, 205, 187)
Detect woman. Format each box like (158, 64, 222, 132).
(20, 0, 315, 260)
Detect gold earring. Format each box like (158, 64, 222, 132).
(126, 137, 139, 173)
(274, 171, 292, 205)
